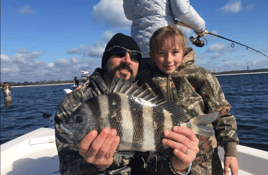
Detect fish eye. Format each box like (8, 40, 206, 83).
(75, 116, 83, 123)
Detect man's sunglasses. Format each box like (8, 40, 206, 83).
(106, 46, 142, 62)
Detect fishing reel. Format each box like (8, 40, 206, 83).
(189, 36, 207, 47)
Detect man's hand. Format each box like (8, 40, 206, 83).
(79, 127, 120, 172)
(163, 126, 199, 172)
(224, 156, 239, 175)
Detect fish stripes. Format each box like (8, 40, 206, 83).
(60, 77, 218, 154)
(117, 93, 134, 151)
(152, 106, 165, 151)
(89, 93, 175, 152)
(141, 101, 155, 151)
(107, 94, 123, 139)
(128, 96, 144, 151)
(86, 97, 102, 132)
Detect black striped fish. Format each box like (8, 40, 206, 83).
(59, 77, 218, 153)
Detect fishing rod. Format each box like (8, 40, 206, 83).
(175, 20, 268, 58)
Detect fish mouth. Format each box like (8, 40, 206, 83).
(59, 123, 73, 136)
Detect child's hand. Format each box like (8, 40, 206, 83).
(224, 156, 239, 175)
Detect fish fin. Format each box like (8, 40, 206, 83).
(120, 79, 133, 93)
(142, 94, 156, 101)
(109, 76, 161, 103)
(147, 96, 160, 102)
(108, 76, 126, 93)
(158, 101, 187, 122)
(113, 79, 126, 93)
(191, 125, 215, 137)
(136, 83, 157, 99)
(182, 112, 219, 137)
(108, 76, 134, 93)
(191, 112, 219, 125)
(124, 80, 140, 94)
(108, 76, 186, 120)
(131, 85, 146, 97)
(108, 76, 119, 93)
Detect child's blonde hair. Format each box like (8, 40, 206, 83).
(149, 25, 188, 57)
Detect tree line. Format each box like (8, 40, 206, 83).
(1, 69, 267, 87)
(213, 68, 268, 75)
(1, 80, 73, 87)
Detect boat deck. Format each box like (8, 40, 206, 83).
(1, 128, 60, 175)
(1, 128, 268, 175)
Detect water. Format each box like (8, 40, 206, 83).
(216, 73, 268, 151)
(0, 84, 70, 144)
(1, 74, 268, 151)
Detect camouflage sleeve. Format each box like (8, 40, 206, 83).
(55, 88, 127, 174)
(55, 139, 100, 175)
(55, 90, 101, 174)
(198, 71, 239, 157)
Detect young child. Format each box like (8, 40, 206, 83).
(137, 25, 239, 175)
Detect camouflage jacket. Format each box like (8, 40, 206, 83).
(55, 68, 181, 175)
(137, 48, 239, 175)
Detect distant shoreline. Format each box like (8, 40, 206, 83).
(214, 71, 268, 76)
(1, 83, 73, 88)
(1, 69, 267, 88)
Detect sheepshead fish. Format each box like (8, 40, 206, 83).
(59, 77, 218, 153)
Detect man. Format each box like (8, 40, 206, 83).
(74, 75, 79, 87)
(55, 33, 199, 174)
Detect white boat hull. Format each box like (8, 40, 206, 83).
(1, 128, 268, 175)
(1, 128, 60, 175)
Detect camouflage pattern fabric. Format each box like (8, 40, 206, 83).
(137, 48, 239, 175)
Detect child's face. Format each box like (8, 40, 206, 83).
(152, 37, 184, 74)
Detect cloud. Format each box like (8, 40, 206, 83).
(102, 31, 116, 41)
(245, 4, 254, 11)
(177, 26, 193, 37)
(55, 58, 69, 67)
(207, 43, 229, 53)
(1, 49, 101, 83)
(196, 52, 268, 73)
(204, 30, 219, 41)
(218, 59, 268, 72)
(66, 43, 105, 58)
(92, 0, 131, 28)
(67, 47, 82, 55)
(1, 54, 10, 61)
(217, 0, 254, 14)
(210, 53, 225, 59)
(87, 30, 118, 57)
(67, 30, 116, 58)
(88, 41, 106, 58)
(19, 5, 35, 14)
(217, 0, 242, 13)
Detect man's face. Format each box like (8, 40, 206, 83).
(104, 52, 139, 81)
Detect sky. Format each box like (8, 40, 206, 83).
(1, 0, 268, 83)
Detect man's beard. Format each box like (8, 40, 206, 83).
(103, 63, 135, 85)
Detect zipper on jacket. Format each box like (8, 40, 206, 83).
(167, 75, 172, 102)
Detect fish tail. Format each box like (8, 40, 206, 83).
(181, 112, 219, 137)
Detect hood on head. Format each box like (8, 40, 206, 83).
(180, 47, 195, 68)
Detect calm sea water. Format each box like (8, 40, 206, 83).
(1, 73, 268, 151)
